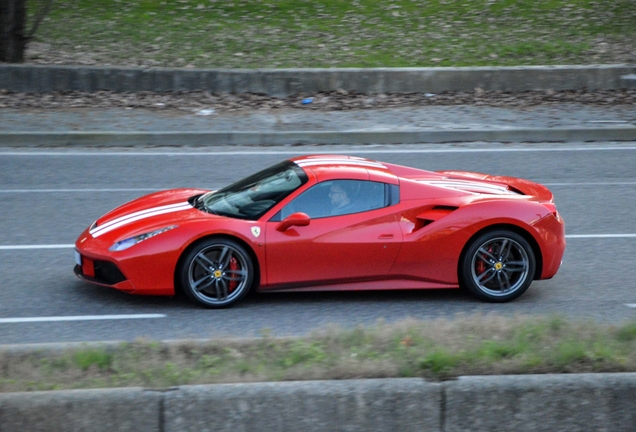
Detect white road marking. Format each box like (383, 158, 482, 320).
(0, 183, 632, 194)
(0, 188, 161, 193)
(626, 304, 636, 309)
(1, 145, 636, 156)
(0, 244, 75, 250)
(566, 234, 636, 239)
(0, 314, 166, 324)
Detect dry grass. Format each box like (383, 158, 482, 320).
(2, 315, 636, 392)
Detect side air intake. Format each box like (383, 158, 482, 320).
(413, 206, 458, 231)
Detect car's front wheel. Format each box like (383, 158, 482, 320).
(459, 230, 536, 302)
(179, 238, 254, 308)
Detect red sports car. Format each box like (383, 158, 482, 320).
(74, 155, 565, 308)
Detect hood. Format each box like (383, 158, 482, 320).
(89, 188, 208, 239)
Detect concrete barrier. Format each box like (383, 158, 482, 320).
(0, 387, 162, 432)
(164, 379, 441, 432)
(445, 374, 636, 432)
(1, 374, 636, 431)
(1, 65, 635, 96)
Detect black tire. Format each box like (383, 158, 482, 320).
(459, 230, 536, 303)
(179, 238, 254, 308)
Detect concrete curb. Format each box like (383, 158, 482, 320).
(2, 64, 635, 96)
(2, 127, 636, 147)
(1, 375, 635, 432)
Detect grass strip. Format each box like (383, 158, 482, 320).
(26, 0, 636, 68)
(2, 314, 636, 393)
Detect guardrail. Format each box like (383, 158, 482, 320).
(1, 374, 635, 432)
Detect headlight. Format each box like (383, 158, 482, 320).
(109, 225, 178, 252)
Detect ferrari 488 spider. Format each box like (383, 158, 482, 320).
(74, 155, 565, 308)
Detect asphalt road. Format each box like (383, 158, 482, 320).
(1, 143, 635, 344)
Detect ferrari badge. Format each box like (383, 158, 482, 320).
(251, 226, 261, 238)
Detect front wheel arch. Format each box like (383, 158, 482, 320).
(174, 234, 261, 300)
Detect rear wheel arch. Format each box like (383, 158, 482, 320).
(174, 234, 261, 298)
(459, 224, 543, 282)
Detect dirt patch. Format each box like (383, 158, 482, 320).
(1, 89, 635, 112)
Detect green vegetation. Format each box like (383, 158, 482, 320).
(27, 0, 636, 68)
(2, 315, 636, 392)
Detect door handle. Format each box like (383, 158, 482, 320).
(378, 233, 394, 239)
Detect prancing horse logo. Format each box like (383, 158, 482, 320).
(251, 226, 261, 238)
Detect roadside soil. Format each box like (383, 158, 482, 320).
(1, 89, 635, 113)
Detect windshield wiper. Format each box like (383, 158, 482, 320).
(190, 195, 218, 215)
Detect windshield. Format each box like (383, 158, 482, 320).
(197, 160, 308, 220)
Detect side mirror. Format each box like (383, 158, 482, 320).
(276, 212, 310, 232)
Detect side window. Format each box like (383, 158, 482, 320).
(280, 180, 390, 219)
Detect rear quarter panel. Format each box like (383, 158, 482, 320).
(389, 198, 553, 285)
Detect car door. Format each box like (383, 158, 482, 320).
(264, 180, 402, 289)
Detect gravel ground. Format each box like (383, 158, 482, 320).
(1, 89, 635, 113)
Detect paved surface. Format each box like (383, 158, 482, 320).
(2, 104, 635, 145)
(1, 104, 635, 133)
(0, 143, 635, 344)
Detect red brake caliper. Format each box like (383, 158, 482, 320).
(476, 259, 485, 275)
(228, 257, 239, 292)
(476, 246, 492, 275)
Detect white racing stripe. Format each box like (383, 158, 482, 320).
(0, 314, 166, 324)
(416, 180, 514, 194)
(296, 159, 387, 169)
(90, 202, 191, 238)
(90, 202, 188, 234)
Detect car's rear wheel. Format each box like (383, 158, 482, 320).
(459, 230, 535, 302)
(179, 238, 254, 308)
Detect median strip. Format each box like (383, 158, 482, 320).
(1, 315, 635, 393)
